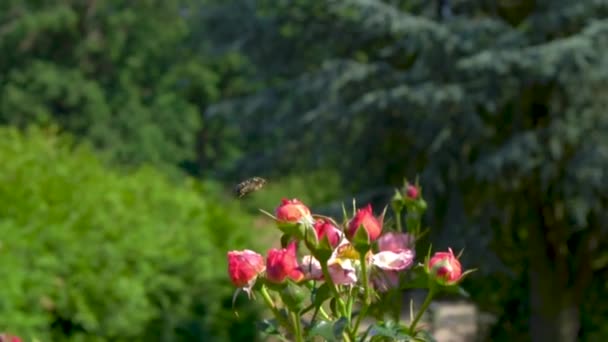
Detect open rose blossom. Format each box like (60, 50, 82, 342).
(314, 219, 342, 247)
(301, 255, 323, 280)
(371, 232, 415, 292)
(328, 259, 358, 285)
(301, 243, 358, 285)
(346, 204, 382, 241)
(266, 242, 305, 283)
(275, 198, 312, 224)
(371, 249, 415, 271)
(426, 248, 463, 286)
(228, 250, 265, 288)
(301, 255, 358, 285)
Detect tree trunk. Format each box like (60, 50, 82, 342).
(529, 269, 580, 342)
(528, 213, 581, 342)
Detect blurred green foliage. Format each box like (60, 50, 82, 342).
(236, 170, 345, 215)
(0, 0, 253, 174)
(0, 127, 259, 341)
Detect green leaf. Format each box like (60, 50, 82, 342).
(256, 319, 280, 335)
(413, 330, 438, 342)
(352, 223, 371, 253)
(400, 266, 430, 290)
(280, 233, 293, 248)
(309, 320, 337, 341)
(312, 283, 332, 307)
(439, 284, 471, 298)
(368, 322, 412, 341)
(332, 316, 349, 340)
(312, 238, 334, 263)
(329, 297, 339, 317)
(280, 281, 308, 313)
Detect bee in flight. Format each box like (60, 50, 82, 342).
(234, 177, 267, 198)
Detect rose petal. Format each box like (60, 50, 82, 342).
(301, 255, 324, 280)
(371, 250, 414, 271)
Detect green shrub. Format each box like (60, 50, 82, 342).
(0, 127, 259, 341)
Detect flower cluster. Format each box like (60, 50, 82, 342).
(227, 180, 473, 341)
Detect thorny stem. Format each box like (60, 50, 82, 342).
(409, 288, 436, 333)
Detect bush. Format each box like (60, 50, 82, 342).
(0, 127, 259, 341)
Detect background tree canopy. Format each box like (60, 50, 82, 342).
(1, 0, 607, 341)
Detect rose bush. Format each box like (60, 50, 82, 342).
(227, 180, 474, 341)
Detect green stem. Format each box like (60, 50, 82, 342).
(260, 285, 292, 333)
(359, 253, 371, 305)
(350, 253, 372, 339)
(346, 288, 355, 323)
(409, 288, 435, 333)
(395, 208, 403, 232)
(351, 305, 368, 339)
(320, 306, 330, 319)
(291, 311, 304, 342)
(321, 262, 346, 315)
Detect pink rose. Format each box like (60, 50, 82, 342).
(301, 255, 323, 280)
(266, 242, 305, 283)
(347, 204, 382, 241)
(371, 249, 415, 271)
(227, 250, 265, 288)
(328, 259, 358, 285)
(377, 232, 414, 252)
(275, 198, 312, 223)
(314, 219, 342, 247)
(426, 248, 463, 286)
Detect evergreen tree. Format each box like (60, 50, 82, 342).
(0, 0, 227, 171)
(203, 1, 608, 340)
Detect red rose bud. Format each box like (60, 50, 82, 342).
(314, 219, 342, 248)
(426, 248, 463, 286)
(347, 204, 382, 242)
(266, 242, 304, 283)
(275, 198, 312, 223)
(406, 184, 419, 199)
(227, 250, 265, 288)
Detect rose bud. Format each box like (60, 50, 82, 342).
(377, 232, 414, 252)
(227, 250, 265, 288)
(314, 219, 343, 248)
(275, 198, 313, 224)
(406, 184, 419, 199)
(426, 248, 463, 286)
(266, 242, 304, 283)
(346, 204, 382, 242)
